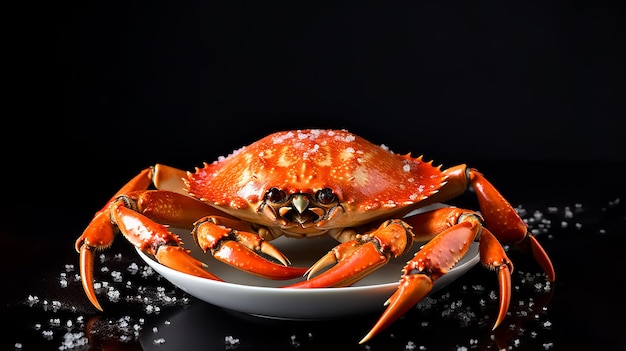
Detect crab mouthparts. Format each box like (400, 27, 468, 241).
(278, 194, 326, 227)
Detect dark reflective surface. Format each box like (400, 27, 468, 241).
(2, 160, 625, 350)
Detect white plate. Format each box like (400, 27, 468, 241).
(136, 206, 480, 320)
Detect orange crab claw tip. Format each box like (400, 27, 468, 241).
(492, 265, 512, 330)
(79, 245, 103, 311)
(156, 246, 223, 281)
(359, 274, 433, 344)
(304, 251, 337, 279)
(260, 242, 291, 267)
(528, 234, 556, 281)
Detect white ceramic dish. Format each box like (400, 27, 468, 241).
(136, 206, 480, 320)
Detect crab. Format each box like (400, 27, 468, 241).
(75, 129, 555, 344)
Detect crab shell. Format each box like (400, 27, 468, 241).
(185, 129, 447, 232)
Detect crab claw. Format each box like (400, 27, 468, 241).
(154, 245, 223, 281)
(78, 243, 102, 311)
(359, 218, 478, 344)
(286, 219, 413, 288)
(360, 274, 433, 344)
(479, 227, 514, 330)
(193, 218, 308, 279)
(75, 210, 117, 311)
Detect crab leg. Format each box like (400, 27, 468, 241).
(192, 218, 308, 279)
(359, 208, 513, 344)
(75, 169, 229, 310)
(75, 168, 153, 310)
(357, 165, 557, 344)
(469, 169, 555, 281)
(430, 166, 555, 281)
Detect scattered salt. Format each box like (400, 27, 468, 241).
(224, 335, 240, 349)
(127, 262, 139, 274)
(289, 334, 300, 347)
(111, 271, 123, 282)
(107, 288, 121, 302)
(564, 207, 573, 218)
(58, 332, 87, 350)
(42, 330, 54, 340)
(49, 318, 61, 327)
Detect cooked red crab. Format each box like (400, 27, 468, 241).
(75, 129, 555, 344)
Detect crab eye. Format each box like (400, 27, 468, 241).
(316, 187, 336, 204)
(265, 187, 287, 203)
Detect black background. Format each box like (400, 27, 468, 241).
(14, 1, 624, 165)
(10, 1, 624, 209)
(3, 1, 626, 350)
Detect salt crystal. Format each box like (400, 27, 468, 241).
(289, 334, 300, 347)
(141, 266, 155, 278)
(107, 288, 121, 302)
(42, 330, 54, 340)
(225, 335, 240, 349)
(111, 271, 123, 282)
(58, 332, 87, 350)
(564, 207, 573, 218)
(50, 318, 61, 327)
(127, 262, 139, 274)
(27, 295, 39, 306)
